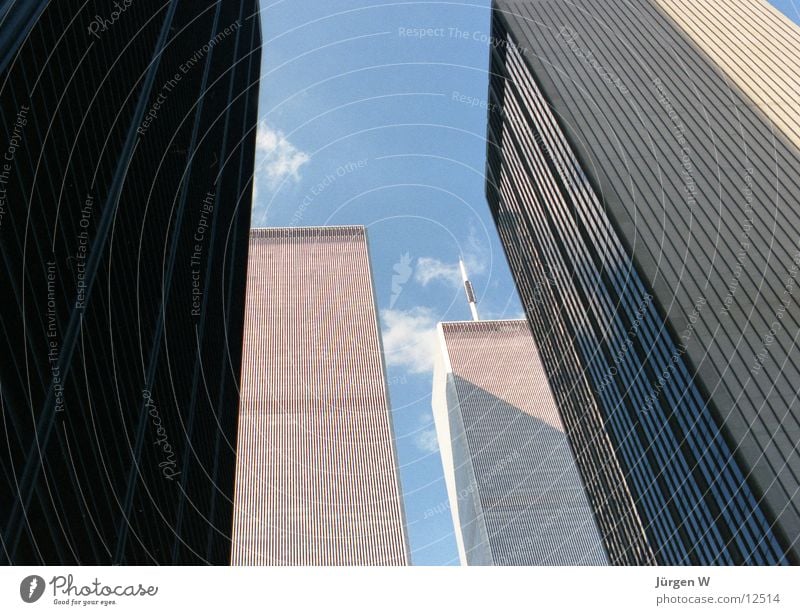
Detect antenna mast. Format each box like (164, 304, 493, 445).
(459, 259, 479, 321)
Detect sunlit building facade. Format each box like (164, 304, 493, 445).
(231, 226, 408, 565)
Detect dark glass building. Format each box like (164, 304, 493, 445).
(485, 0, 800, 564)
(0, 1, 260, 563)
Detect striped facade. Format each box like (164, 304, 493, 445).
(432, 320, 609, 565)
(231, 227, 408, 565)
(0, 1, 260, 563)
(486, 0, 800, 564)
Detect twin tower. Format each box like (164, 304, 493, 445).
(230, 226, 605, 565)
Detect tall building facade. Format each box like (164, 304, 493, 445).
(485, 0, 800, 564)
(432, 319, 609, 565)
(0, 1, 260, 563)
(231, 226, 408, 565)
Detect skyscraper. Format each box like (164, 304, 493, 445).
(0, 1, 260, 563)
(432, 318, 609, 565)
(485, 0, 800, 564)
(231, 226, 408, 565)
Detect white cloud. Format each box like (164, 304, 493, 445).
(465, 222, 485, 259)
(255, 120, 310, 188)
(414, 226, 489, 290)
(414, 257, 461, 289)
(412, 413, 440, 454)
(381, 307, 438, 374)
(414, 427, 440, 453)
(413, 254, 487, 291)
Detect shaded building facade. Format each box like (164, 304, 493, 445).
(432, 319, 609, 565)
(0, 1, 260, 563)
(485, 0, 800, 564)
(231, 226, 408, 565)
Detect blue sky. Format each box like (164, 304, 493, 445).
(252, 0, 800, 565)
(772, 0, 800, 21)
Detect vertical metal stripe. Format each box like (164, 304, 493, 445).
(231, 226, 408, 565)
